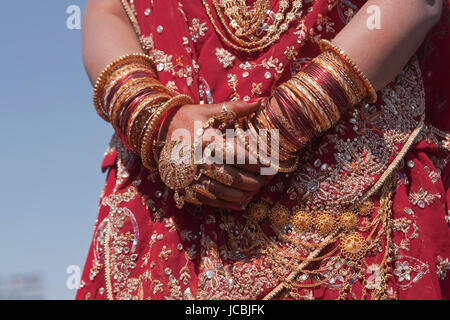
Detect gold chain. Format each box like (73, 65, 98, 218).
(224, 173, 398, 299)
(220, 0, 273, 38)
(202, 0, 303, 53)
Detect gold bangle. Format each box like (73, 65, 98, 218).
(139, 100, 170, 171)
(250, 115, 296, 162)
(319, 40, 377, 103)
(321, 51, 367, 103)
(315, 54, 360, 105)
(110, 79, 162, 130)
(260, 100, 302, 152)
(282, 81, 324, 132)
(291, 74, 336, 128)
(127, 94, 172, 152)
(140, 95, 194, 170)
(93, 53, 157, 121)
(297, 73, 341, 129)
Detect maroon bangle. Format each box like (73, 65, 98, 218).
(267, 93, 307, 149)
(275, 88, 316, 143)
(117, 90, 157, 148)
(113, 87, 153, 135)
(292, 73, 335, 129)
(105, 70, 155, 115)
(303, 61, 350, 115)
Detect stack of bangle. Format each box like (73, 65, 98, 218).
(242, 39, 377, 169)
(93, 53, 194, 170)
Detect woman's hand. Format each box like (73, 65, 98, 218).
(157, 100, 275, 211)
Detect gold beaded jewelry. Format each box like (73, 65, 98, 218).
(158, 139, 198, 208)
(340, 232, 368, 262)
(199, 166, 234, 187)
(248, 201, 270, 222)
(313, 213, 336, 236)
(221, 175, 398, 299)
(292, 210, 313, 232)
(339, 211, 359, 231)
(270, 204, 291, 228)
(202, 0, 303, 53)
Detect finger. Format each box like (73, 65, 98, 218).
(195, 176, 252, 203)
(196, 195, 244, 211)
(227, 135, 277, 175)
(199, 130, 278, 178)
(205, 100, 261, 119)
(200, 163, 267, 192)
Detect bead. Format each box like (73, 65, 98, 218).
(144, 8, 151, 16)
(314, 159, 321, 167)
(206, 270, 214, 279)
(264, 72, 272, 79)
(156, 25, 163, 33)
(242, 72, 249, 78)
(407, 160, 415, 168)
(418, 200, 425, 209)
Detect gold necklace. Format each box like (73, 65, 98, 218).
(220, 0, 272, 37)
(203, 0, 303, 53)
(223, 173, 397, 299)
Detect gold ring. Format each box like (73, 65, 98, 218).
(192, 180, 217, 200)
(200, 166, 234, 187)
(183, 187, 203, 206)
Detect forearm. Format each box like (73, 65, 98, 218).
(82, 0, 142, 85)
(334, 0, 442, 90)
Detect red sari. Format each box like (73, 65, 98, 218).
(76, 0, 450, 300)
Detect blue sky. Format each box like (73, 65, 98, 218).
(0, 1, 113, 299)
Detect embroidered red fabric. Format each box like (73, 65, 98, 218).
(76, 0, 450, 300)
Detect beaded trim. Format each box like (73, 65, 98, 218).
(120, 0, 148, 52)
